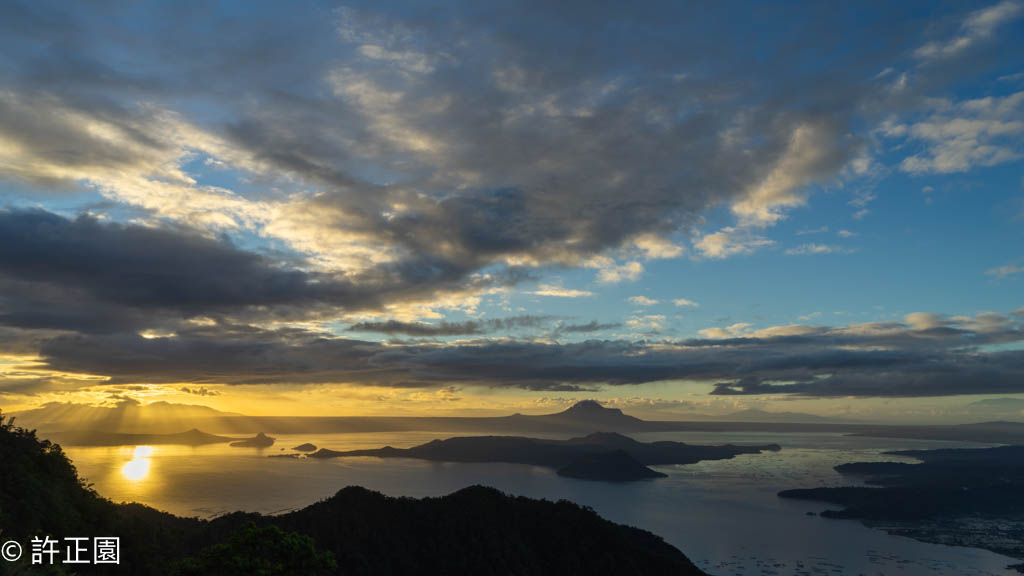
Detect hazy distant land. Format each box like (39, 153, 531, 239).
(50, 429, 276, 447)
(17, 400, 1024, 445)
(308, 431, 780, 482)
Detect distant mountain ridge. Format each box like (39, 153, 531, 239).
(50, 429, 275, 447)
(14, 399, 1024, 445)
(55, 428, 237, 446)
(719, 409, 834, 423)
(10, 400, 242, 434)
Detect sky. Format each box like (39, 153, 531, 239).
(0, 0, 1022, 422)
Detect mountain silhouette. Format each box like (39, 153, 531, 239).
(498, 400, 646, 432)
(556, 400, 643, 423)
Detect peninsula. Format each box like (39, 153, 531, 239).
(779, 445, 1024, 562)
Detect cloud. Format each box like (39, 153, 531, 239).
(731, 121, 858, 227)
(694, 227, 775, 259)
(348, 316, 553, 336)
(595, 261, 644, 284)
(628, 296, 659, 306)
(672, 298, 699, 308)
(697, 323, 754, 339)
(585, 258, 638, 282)
(625, 314, 666, 333)
(797, 226, 829, 235)
(785, 243, 854, 256)
(988, 264, 1024, 278)
(631, 234, 684, 259)
(357, 44, 438, 74)
(533, 284, 593, 298)
(554, 320, 621, 334)
(890, 91, 1024, 174)
(4, 308, 1019, 397)
(178, 386, 220, 397)
(915, 1, 1022, 61)
(0, 208, 526, 334)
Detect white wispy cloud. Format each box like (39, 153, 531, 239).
(785, 243, 854, 256)
(672, 298, 699, 308)
(595, 261, 644, 284)
(694, 227, 775, 259)
(625, 314, 666, 331)
(915, 1, 1022, 61)
(987, 264, 1024, 278)
(890, 91, 1024, 174)
(628, 296, 659, 306)
(797, 226, 829, 235)
(533, 284, 594, 297)
(698, 322, 753, 339)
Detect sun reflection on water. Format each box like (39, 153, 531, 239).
(121, 446, 154, 481)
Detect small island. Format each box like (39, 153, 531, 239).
(230, 431, 275, 448)
(292, 442, 318, 452)
(309, 431, 780, 482)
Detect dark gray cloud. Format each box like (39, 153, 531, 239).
(349, 316, 554, 336)
(0, 209, 530, 333)
(555, 321, 622, 334)
(178, 386, 220, 397)
(0, 208, 1019, 399)
(23, 313, 1024, 397)
(347, 317, 620, 337)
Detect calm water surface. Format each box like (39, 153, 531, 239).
(64, 430, 1020, 576)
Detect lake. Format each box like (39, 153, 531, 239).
(63, 430, 1020, 576)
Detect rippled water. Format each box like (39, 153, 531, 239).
(63, 430, 1021, 575)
